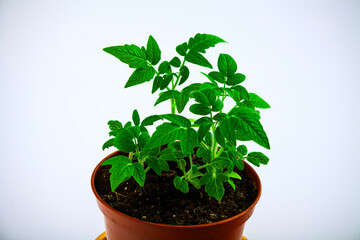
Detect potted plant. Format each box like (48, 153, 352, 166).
(91, 33, 271, 240)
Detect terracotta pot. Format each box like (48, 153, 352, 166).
(91, 151, 262, 240)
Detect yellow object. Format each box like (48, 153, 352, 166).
(96, 231, 248, 240)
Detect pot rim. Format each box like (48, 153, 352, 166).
(91, 150, 262, 229)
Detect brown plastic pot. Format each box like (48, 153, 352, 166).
(91, 151, 262, 240)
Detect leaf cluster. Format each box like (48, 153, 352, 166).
(101, 33, 271, 200)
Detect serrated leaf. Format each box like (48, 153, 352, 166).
(179, 66, 189, 85)
(246, 152, 269, 166)
(155, 90, 180, 106)
(174, 176, 189, 193)
(198, 122, 212, 143)
(125, 66, 156, 88)
(152, 76, 162, 93)
(146, 156, 169, 175)
(101, 156, 134, 191)
(190, 103, 211, 115)
(187, 33, 226, 54)
(132, 109, 140, 126)
(102, 138, 115, 150)
(170, 56, 181, 67)
(114, 128, 136, 152)
(103, 44, 148, 69)
(192, 91, 210, 105)
(176, 42, 188, 56)
(161, 114, 191, 128)
(185, 51, 212, 68)
(132, 162, 146, 186)
(245, 93, 271, 109)
(218, 54, 237, 77)
(144, 123, 183, 149)
(146, 35, 161, 65)
(234, 116, 270, 149)
(226, 73, 246, 86)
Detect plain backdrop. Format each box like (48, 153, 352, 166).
(0, 0, 359, 239)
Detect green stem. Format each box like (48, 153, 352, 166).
(144, 166, 151, 174)
(171, 97, 176, 114)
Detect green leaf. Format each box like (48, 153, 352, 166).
(174, 176, 189, 193)
(194, 116, 211, 125)
(213, 157, 233, 170)
(209, 71, 225, 84)
(179, 66, 190, 85)
(101, 156, 134, 191)
(114, 128, 136, 152)
(124, 121, 132, 128)
(160, 74, 173, 90)
(187, 33, 226, 54)
(229, 106, 261, 121)
(146, 35, 161, 65)
(125, 66, 156, 88)
(228, 179, 236, 191)
(137, 131, 150, 149)
(235, 116, 270, 149)
(198, 122, 212, 143)
(204, 173, 226, 200)
(192, 91, 210, 105)
(103, 44, 148, 69)
(226, 171, 242, 180)
(158, 61, 171, 74)
(182, 83, 201, 93)
(176, 42, 188, 56)
(170, 56, 181, 67)
(145, 123, 183, 149)
(155, 90, 180, 106)
(132, 162, 146, 186)
(246, 152, 269, 166)
(226, 73, 246, 86)
(233, 85, 250, 100)
(108, 120, 122, 132)
(201, 72, 219, 88)
(146, 156, 169, 175)
(177, 159, 187, 172)
(213, 113, 227, 122)
(179, 127, 197, 155)
(174, 91, 190, 113)
(161, 114, 191, 128)
(132, 109, 140, 126)
(102, 138, 115, 150)
(185, 51, 212, 68)
(141, 115, 162, 126)
(218, 54, 237, 77)
(189, 103, 211, 115)
(152, 76, 162, 93)
(211, 99, 224, 112)
(237, 145, 248, 155)
(215, 127, 226, 147)
(245, 93, 271, 109)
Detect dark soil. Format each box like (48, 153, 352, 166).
(94, 152, 258, 225)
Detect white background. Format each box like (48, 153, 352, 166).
(1, 0, 359, 239)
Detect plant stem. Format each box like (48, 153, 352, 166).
(171, 97, 176, 114)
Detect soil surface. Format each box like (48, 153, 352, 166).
(94, 152, 258, 225)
